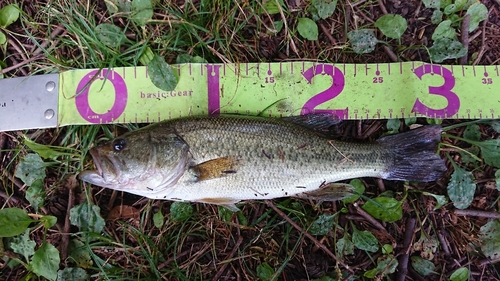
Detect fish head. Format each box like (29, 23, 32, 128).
(79, 125, 190, 196)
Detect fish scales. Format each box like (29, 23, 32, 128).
(79, 115, 446, 210)
(165, 116, 388, 199)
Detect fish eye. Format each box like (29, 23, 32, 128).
(113, 139, 126, 151)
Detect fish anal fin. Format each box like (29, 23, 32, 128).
(198, 197, 240, 212)
(296, 183, 353, 202)
(220, 204, 240, 212)
(190, 156, 240, 181)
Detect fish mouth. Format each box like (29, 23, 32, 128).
(88, 147, 121, 180)
(89, 147, 121, 179)
(79, 147, 120, 187)
(88, 147, 103, 176)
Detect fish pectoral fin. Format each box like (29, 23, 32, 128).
(197, 197, 240, 212)
(296, 183, 354, 202)
(189, 156, 240, 181)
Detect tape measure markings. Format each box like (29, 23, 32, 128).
(59, 62, 499, 126)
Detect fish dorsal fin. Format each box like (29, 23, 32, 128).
(189, 156, 240, 181)
(283, 114, 342, 135)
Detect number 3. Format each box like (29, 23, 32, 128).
(411, 65, 460, 118)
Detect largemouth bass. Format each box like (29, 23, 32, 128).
(79, 115, 446, 211)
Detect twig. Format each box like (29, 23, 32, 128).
(3, 170, 25, 190)
(454, 209, 500, 219)
(437, 229, 451, 256)
(0, 55, 44, 75)
(344, 214, 365, 221)
(265, 200, 353, 273)
(0, 133, 6, 165)
(206, 45, 231, 64)
(275, 0, 298, 56)
(107, 189, 118, 211)
(7, 38, 29, 62)
(382, 45, 399, 62)
(328, 141, 354, 164)
(350, 0, 369, 7)
(356, 121, 363, 137)
(378, 0, 388, 15)
(158, 249, 194, 269)
(354, 7, 375, 24)
(0, 188, 19, 206)
(473, 10, 490, 65)
(414, 1, 423, 17)
(318, 23, 336, 46)
(60, 177, 76, 261)
(396, 218, 415, 281)
(468, 30, 482, 42)
(460, 14, 470, 65)
(7, 57, 28, 76)
(360, 122, 382, 139)
(211, 226, 243, 281)
(353, 202, 386, 231)
(0, 26, 67, 76)
(408, 265, 427, 281)
(31, 25, 66, 56)
(479, 256, 500, 266)
(375, 178, 386, 192)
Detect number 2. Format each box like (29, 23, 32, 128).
(300, 64, 348, 119)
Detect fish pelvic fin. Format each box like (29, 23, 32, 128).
(189, 156, 240, 181)
(378, 125, 446, 182)
(197, 197, 240, 212)
(295, 183, 354, 202)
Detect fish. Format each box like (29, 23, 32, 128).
(79, 115, 446, 211)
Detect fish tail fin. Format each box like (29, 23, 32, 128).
(378, 125, 446, 182)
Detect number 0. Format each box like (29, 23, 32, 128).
(75, 69, 128, 123)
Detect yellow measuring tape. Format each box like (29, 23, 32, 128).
(59, 62, 499, 125)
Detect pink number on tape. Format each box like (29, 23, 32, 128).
(75, 69, 127, 123)
(206, 64, 221, 115)
(300, 64, 348, 119)
(412, 64, 460, 118)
